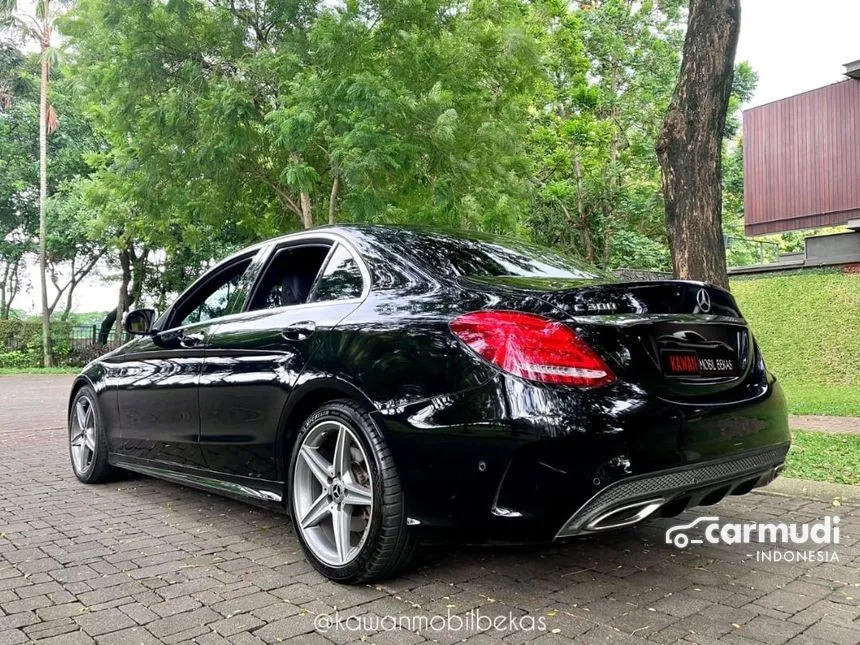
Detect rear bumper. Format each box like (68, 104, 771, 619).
(554, 443, 788, 538)
(373, 373, 791, 544)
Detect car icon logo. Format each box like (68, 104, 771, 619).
(665, 516, 719, 548)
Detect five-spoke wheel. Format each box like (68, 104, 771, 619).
(68, 385, 117, 483)
(293, 420, 374, 566)
(70, 395, 97, 475)
(289, 400, 416, 583)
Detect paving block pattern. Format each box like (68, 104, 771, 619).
(0, 375, 858, 644)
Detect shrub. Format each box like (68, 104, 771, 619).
(0, 319, 75, 366)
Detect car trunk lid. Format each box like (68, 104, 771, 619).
(461, 276, 755, 399)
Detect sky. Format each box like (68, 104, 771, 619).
(736, 0, 860, 108)
(18, 0, 860, 314)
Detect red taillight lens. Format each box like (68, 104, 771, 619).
(450, 311, 615, 388)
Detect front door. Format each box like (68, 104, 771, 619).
(112, 252, 257, 469)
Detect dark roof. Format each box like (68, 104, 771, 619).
(845, 59, 860, 80)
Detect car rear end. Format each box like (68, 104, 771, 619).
(354, 227, 790, 544)
(449, 278, 790, 543)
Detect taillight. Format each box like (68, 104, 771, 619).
(449, 311, 615, 388)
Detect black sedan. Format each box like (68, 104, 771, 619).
(68, 226, 790, 583)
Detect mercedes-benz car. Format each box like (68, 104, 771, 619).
(68, 225, 790, 583)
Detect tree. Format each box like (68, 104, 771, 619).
(525, 0, 683, 270)
(1, 42, 105, 325)
(45, 179, 105, 320)
(0, 42, 36, 318)
(656, 0, 741, 288)
(64, 0, 537, 239)
(1, 0, 71, 364)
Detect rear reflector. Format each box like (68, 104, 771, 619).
(450, 311, 615, 387)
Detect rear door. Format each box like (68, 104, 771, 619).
(198, 238, 369, 482)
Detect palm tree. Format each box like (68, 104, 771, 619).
(1, 0, 64, 366)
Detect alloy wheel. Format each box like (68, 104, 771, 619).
(70, 395, 97, 475)
(292, 420, 374, 567)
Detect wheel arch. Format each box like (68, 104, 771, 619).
(276, 378, 378, 489)
(68, 364, 114, 440)
(68, 374, 97, 420)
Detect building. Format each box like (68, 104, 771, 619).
(740, 60, 860, 271)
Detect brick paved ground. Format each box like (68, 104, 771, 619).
(0, 375, 858, 644)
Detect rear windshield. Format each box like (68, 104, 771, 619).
(389, 229, 607, 280)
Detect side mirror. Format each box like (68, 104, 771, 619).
(124, 308, 157, 336)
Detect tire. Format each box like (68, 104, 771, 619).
(288, 399, 416, 584)
(69, 385, 119, 484)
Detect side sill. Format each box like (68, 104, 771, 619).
(109, 454, 285, 510)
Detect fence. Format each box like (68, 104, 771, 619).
(0, 320, 125, 368)
(68, 325, 126, 352)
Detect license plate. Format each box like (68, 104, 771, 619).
(662, 351, 736, 377)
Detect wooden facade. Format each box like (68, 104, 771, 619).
(743, 78, 860, 235)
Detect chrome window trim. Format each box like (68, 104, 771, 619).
(150, 231, 371, 337)
(156, 249, 262, 333)
(246, 232, 371, 312)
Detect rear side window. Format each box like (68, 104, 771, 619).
(310, 245, 364, 302)
(250, 244, 332, 310)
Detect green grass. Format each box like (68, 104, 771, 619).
(783, 430, 860, 485)
(780, 383, 860, 417)
(0, 367, 80, 375)
(731, 270, 860, 417)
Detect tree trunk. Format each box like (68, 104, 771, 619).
(290, 152, 314, 228)
(328, 175, 340, 225)
(0, 262, 7, 319)
(99, 246, 147, 344)
(62, 287, 74, 321)
(129, 248, 149, 307)
(299, 190, 313, 229)
(38, 17, 52, 366)
(572, 156, 594, 263)
(1, 258, 21, 319)
(656, 0, 739, 289)
(97, 310, 116, 345)
(115, 248, 132, 344)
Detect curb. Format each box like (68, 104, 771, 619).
(755, 477, 859, 504)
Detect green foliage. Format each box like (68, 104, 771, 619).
(0, 44, 106, 319)
(731, 271, 860, 416)
(0, 318, 73, 367)
(784, 431, 860, 485)
(525, 0, 683, 269)
(608, 229, 671, 272)
(0, 318, 43, 347)
(0, 42, 38, 315)
(64, 0, 539, 239)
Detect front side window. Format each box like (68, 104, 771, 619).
(310, 245, 365, 302)
(174, 259, 252, 328)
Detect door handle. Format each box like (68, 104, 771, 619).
(178, 332, 205, 349)
(281, 321, 316, 342)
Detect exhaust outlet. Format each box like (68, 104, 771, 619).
(585, 498, 665, 531)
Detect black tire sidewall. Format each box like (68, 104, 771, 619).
(288, 402, 388, 582)
(69, 386, 111, 483)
